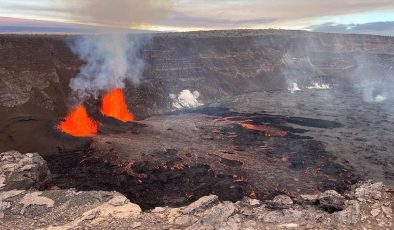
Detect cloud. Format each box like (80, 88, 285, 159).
(0, 17, 92, 33)
(0, 17, 89, 29)
(169, 0, 394, 28)
(164, 12, 275, 29)
(0, 26, 90, 34)
(0, 17, 116, 34)
(310, 21, 394, 36)
(63, 0, 174, 28)
(0, 0, 175, 29)
(1, 0, 394, 31)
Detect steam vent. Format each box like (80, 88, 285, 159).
(1, 7, 394, 230)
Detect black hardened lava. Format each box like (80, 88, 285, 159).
(183, 107, 343, 129)
(42, 148, 251, 210)
(185, 107, 356, 193)
(41, 107, 356, 210)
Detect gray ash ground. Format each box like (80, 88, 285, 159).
(219, 89, 394, 183)
(38, 88, 391, 210)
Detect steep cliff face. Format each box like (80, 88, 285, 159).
(1, 30, 394, 153)
(2, 30, 394, 115)
(141, 30, 394, 112)
(0, 35, 79, 112)
(0, 35, 84, 153)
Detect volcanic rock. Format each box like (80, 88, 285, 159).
(190, 202, 238, 229)
(173, 214, 198, 228)
(131, 222, 142, 228)
(181, 195, 218, 214)
(0, 190, 24, 201)
(19, 191, 55, 215)
(333, 200, 361, 224)
(267, 195, 294, 209)
(151, 207, 166, 213)
(262, 209, 303, 223)
(108, 194, 129, 207)
(371, 208, 381, 217)
(354, 181, 383, 201)
(299, 194, 319, 204)
(318, 190, 345, 212)
(0, 189, 142, 229)
(0, 151, 50, 191)
(382, 206, 392, 218)
(0, 181, 392, 229)
(245, 197, 261, 207)
(86, 193, 141, 219)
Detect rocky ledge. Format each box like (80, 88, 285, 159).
(0, 151, 393, 230)
(0, 151, 51, 191)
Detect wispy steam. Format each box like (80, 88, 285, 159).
(68, 34, 145, 99)
(63, 0, 174, 99)
(351, 54, 393, 103)
(278, 33, 393, 104)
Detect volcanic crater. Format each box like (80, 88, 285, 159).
(1, 30, 394, 210)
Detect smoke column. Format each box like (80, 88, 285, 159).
(68, 34, 144, 99)
(63, 0, 174, 99)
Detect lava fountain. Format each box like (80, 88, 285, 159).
(101, 88, 135, 122)
(58, 105, 98, 137)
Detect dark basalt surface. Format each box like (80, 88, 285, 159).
(43, 148, 251, 210)
(41, 102, 358, 209)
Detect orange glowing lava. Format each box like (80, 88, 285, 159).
(101, 88, 135, 122)
(216, 116, 287, 137)
(58, 105, 98, 137)
(240, 123, 287, 137)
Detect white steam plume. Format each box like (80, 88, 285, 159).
(68, 34, 145, 99)
(63, 0, 174, 99)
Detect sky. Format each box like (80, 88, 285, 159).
(1, 0, 394, 35)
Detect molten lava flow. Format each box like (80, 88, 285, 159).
(58, 105, 98, 137)
(101, 88, 135, 122)
(240, 123, 287, 137)
(216, 116, 287, 137)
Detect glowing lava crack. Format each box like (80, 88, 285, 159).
(101, 88, 135, 122)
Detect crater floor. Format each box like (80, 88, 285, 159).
(43, 89, 394, 209)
